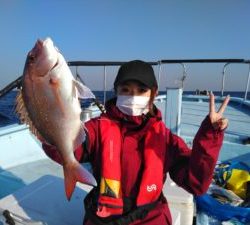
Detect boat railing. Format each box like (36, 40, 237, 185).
(160, 59, 250, 101)
(67, 59, 250, 102)
(0, 59, 249, 102)
(221, 62, 250, 100)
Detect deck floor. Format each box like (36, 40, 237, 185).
(1, 96, 249, 199)
(156, 97, 250, 143)
(0, 159, 62, 198)
(155, 97, 250, 161)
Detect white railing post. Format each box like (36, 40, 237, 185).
(244, 64, 250, 101)
(165, 88, 183, 135)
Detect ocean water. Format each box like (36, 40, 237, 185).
(0, 90, 249, 128)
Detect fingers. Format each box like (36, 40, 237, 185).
(218, 95, 230, 114)
(219, 118, 229, 130)
(209, 91, 215, 114)
(210, 93, 230, 115)
(212, 118, 228, 130)
(220, 118, 229, 130)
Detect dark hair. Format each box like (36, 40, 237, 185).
(148, 87, 158, 116)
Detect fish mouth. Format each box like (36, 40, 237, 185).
(50, 57, 59, 71)
(36, 58, 58, 78)
(37, 37, 52, 48)
(33, 57, 58, 78)
(36, 38, 59, 77)
(36, 39, 44, 47)
(25, 38, 61, 79)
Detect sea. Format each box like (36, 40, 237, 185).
(0, 90, 249, 128)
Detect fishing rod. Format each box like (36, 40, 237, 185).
(0, 76, 22, 98)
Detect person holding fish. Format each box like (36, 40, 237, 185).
(22, 39, 229, 225)
(42, 59, 229, 225)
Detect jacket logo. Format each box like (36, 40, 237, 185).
(147, 184, 157, 192)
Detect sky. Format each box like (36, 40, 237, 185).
(1, 0, 250, 92)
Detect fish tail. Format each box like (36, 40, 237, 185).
(63, 162, 97, 200)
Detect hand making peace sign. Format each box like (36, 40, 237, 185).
(209, 92, 230, 130)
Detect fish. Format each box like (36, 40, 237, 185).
(15, 37, 97, 200)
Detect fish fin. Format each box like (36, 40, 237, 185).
(49, 71, 60, 84)
(15, 91, 46, 143)
(73, 80, 95, 99)
(64, 162, 97, 200)
(73, 123, 87, 150)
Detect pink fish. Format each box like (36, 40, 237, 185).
(16, 37, 97, 200)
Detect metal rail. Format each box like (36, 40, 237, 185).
(1, 59, 249, 101)
(160, 59, 249, 99)
(244, 64, 250, 101)
(67, 61, 158, 66)
(160, 59, 246, 63)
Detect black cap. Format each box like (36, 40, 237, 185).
(114, 60, 158, 89)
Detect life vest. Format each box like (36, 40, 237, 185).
(96, 117, 166, 217)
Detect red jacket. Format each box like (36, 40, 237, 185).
(43, 98, 224, 225)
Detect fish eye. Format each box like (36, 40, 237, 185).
(28, 54, 35, 62)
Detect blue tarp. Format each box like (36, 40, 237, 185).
(196, 194, 250, 223)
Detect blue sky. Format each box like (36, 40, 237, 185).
(1, 0, 250, 91)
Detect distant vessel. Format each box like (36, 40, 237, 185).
(195, 89, 209, 96)
(0, 59, 249, 225)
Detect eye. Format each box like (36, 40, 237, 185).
(28, 54, 35, 63)
(138, 87, 149, 93)
(120, 87, 130, 93)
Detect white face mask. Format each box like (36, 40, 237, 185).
(116, 95, 150, 116)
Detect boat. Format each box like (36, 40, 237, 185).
(0, 59, 249, 225)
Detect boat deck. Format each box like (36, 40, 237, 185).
(156, 96, 250, 141)
(182, 97, 249, 142)
(0, 95, 249, 197)
(0, 159, 62, 198)
(155, 95, 250, 161)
